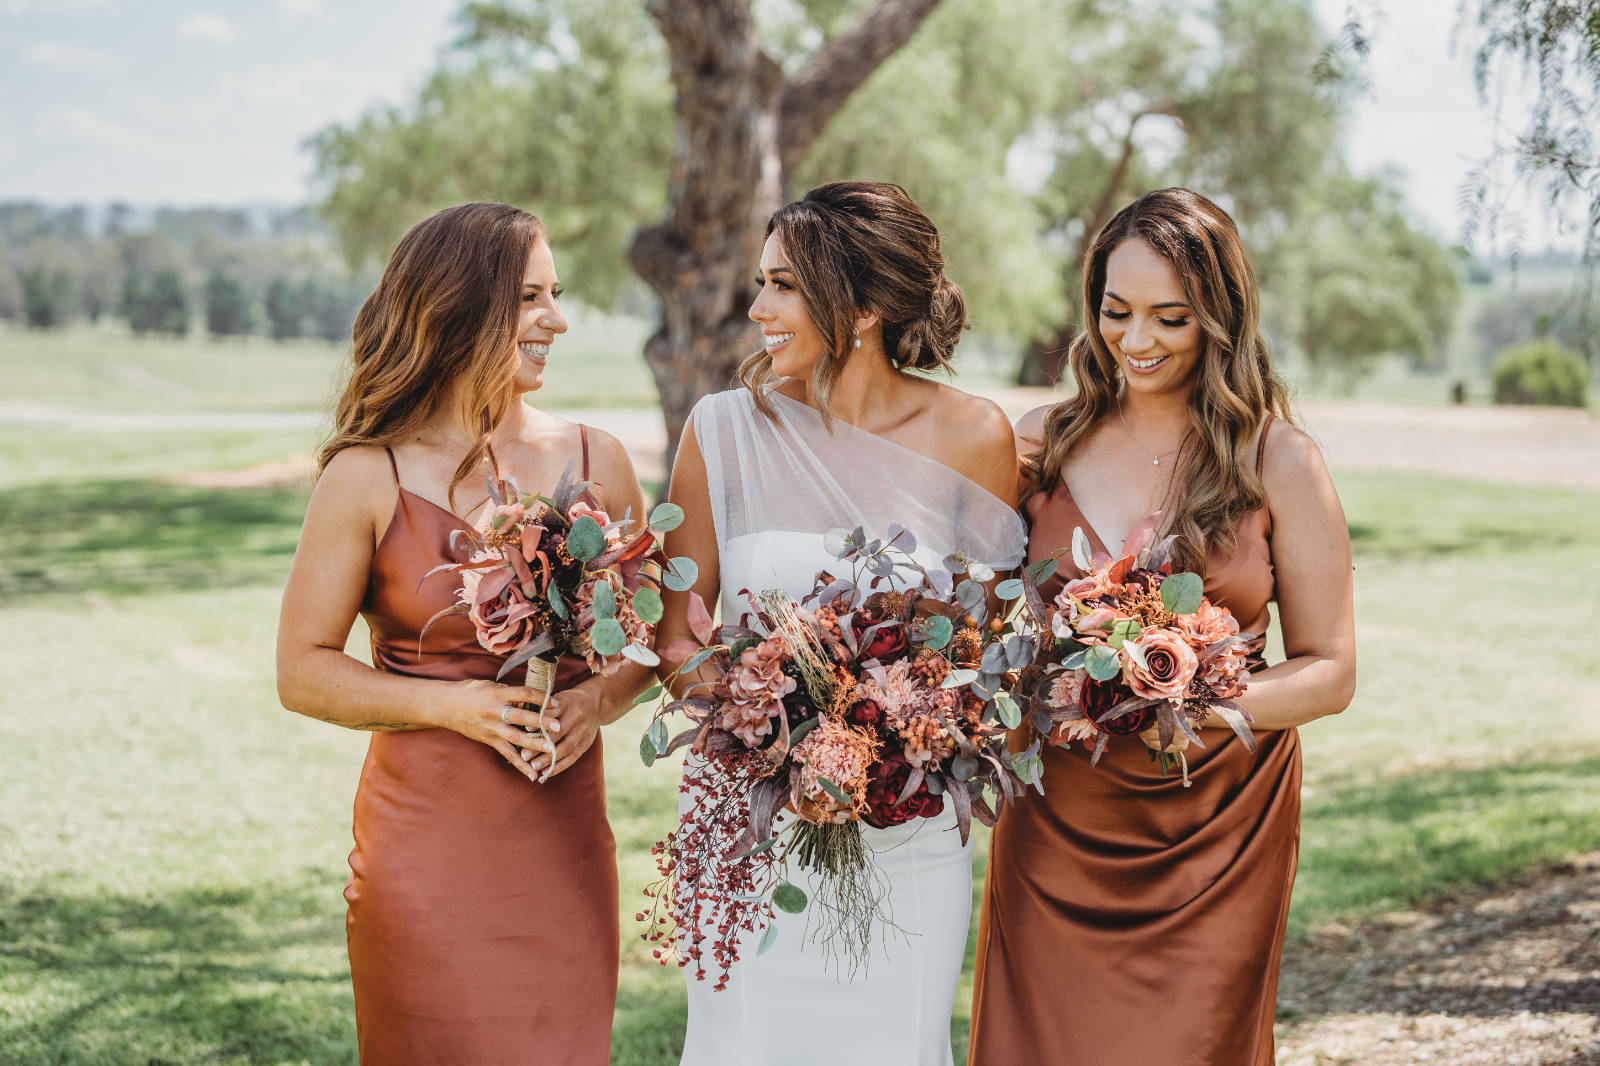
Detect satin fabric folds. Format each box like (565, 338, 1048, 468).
(971, 426, 1301, 1066)
(344, 452, 618, 1065)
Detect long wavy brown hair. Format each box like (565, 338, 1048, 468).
(740, 181, 965, 424)
(1024, 188, 1293, 575)
(317, 202, 546, 506)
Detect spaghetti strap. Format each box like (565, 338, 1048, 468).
(1255, 413, 1274, 479)
(579, 424, 590, 481)
(384, 446, 400, 485)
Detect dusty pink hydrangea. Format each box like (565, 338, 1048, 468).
(717, 636, 796, 747)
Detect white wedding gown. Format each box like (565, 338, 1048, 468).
(679, 387, 1025, 1066)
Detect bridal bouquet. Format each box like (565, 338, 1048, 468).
(425, 466, 694, 770)
(637, 525, 1038, 985)
(1011, 527, 1257, 785)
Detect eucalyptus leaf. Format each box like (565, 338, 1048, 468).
(590, 618, 626, 657)
(632, 684, 664, 707)
(995, 693, 1023, 729)
(621, 643, 660, 667)
(631, 586, 664, 624)
(955, 579, 985, 610)
(1107, 617, 1142, 649)
(1084, 644, 1122, 682)
(980, 643, 1008, 673)
(920, 614, 953, 651)
(1160, 572, 1205, 615)
(942, 552, 967, 574)
(1071, 527, 1093, 571)
(942, 668, 979, 689)
(951, 754, 979, 781)
(567, 515, 606, 562)
(591, 579, 617, 620)
(638, 732, 658, 767)
(758, 921, 780, 955)
(1060, 649, 1088, 670)
(787, 717, 821, 746)
(773, 881, 807, 914)
(663, 556, 700, 592)
(648, 717, 670, 755)
(545, 579, 568, 620)
(648, 501, 685, 532)
(823, 528, 851, 557)
(995, 578, 1025, 600)
(682, 647, 717, 675)
(817, 776, 851, 806)
(1025, 557, 1059, 585)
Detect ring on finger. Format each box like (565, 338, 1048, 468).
(501, 704, 516, 725)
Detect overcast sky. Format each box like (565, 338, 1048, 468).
(0, 0, 1572, 250)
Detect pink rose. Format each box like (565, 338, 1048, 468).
(1175, 597, 1239, 649)
(1123, 627, 1198, 701)
(463, 566, 542, 655)
(567, 500, 623, 547)
(1197, 645, 1251, 701)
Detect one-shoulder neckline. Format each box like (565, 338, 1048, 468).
(763, 387, 1018, 515)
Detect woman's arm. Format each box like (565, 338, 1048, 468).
(534, 426, 660, 777)
(655, 414, 723, 698)
(1218, 424, 1357, 731)
(275, 446, 552, 779)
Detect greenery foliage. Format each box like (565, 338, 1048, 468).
(1490, 338, 1589, 407)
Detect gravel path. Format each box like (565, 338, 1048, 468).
(1276, 854, 1600, 1065)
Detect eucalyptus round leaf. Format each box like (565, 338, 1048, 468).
(631, 586, 664, 624)
(663, 556, 700, 593)
(773, 882, 808, 914)
(955, 579, 985, 610)
(951, 754, 979, 781)
(632, 684, 664, 707)
(995, 578, 1025, 601)
(758, 921, 780, 955)
(648, 717, 670, 755)
(823, 528, 851, 557)
(1160, 572, 1205, 615)
(591, 579, 617, 620)
(590, 618, 627, 657)
(648, 501, 685, 532)
(995, 694, 1023, 729)
(1084, 644, 1122, 682)
(1025, 557, 1059, 585)
(942, 668, 979, 689)
(920, 614, 953, 650)
(638, 732, 659, 767)
(566, 515, 606, 562)
(621, 642, 660, 667)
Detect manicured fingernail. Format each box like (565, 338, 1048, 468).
(521, 749, 533, 762)
(549, 721, 561, 733)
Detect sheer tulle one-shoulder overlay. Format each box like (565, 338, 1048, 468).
(970, 420, 1300, 1066)
(680, 387, 1025, 1066)
(344, 447, 618, 1065)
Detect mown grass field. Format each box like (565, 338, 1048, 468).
(2, 329, 1597, 1064)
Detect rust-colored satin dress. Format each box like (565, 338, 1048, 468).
(344, 439, 618, 1065)
(971, 419, 1300, 1066)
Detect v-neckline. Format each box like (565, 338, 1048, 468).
(1055, 478, 1157, 560)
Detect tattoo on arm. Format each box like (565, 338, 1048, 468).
(316, 714, 411, 733)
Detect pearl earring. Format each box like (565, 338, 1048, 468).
(853, 329, 861, 350)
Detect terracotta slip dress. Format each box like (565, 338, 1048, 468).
(970, 416, 1300, 1066)
(343, 429, 618, 1065)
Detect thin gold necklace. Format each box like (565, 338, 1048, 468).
(1116, 396, 1181, 467)
(424, 418, 505, 464)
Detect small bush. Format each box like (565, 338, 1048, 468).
(1490, 340, 1589, 407)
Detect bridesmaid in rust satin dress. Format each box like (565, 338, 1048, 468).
(276, 203, 653, 1063)
(970, 189, 1355, 1066)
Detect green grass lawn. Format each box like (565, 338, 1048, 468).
(1, 428, 1596, 1063)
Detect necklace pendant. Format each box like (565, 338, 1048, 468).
(1153, 457, 1160, 466)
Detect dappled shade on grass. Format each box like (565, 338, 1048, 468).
(0, 872, 356, 1065)
(0, 479, 308, 599)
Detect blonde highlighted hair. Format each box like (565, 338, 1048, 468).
(317, 202, 546, 507)
(1024, 188, 1293, 574)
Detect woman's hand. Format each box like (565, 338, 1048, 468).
(528, 679, 605, 779)
(437, 678, 556, 782)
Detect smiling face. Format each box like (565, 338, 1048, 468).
(1098, 238, 1203, 396)
(748, 233, 829, 380)
(511, 239, 567, 394)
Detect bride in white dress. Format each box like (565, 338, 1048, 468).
(658, 181, 1025, 1066)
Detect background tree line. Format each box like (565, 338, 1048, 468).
(0, 203, 370, 342)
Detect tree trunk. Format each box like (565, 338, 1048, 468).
(630, 0, 944, 477)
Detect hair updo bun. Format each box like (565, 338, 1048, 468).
(889, 275, 966, 372)
(741, 180, 967, 421)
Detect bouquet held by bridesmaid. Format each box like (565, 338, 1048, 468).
(425, 465, 689, 776)
(1017, 525, 1258, 785)
(639, 525, 1040, 984)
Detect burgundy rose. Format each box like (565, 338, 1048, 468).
(864, 624, 910, 663)
(848, 698, 884, 729)
(1083, 678, 1153, 736)
(861, 751, 946, 829)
